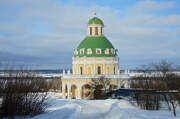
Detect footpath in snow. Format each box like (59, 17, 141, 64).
(30, 93, 180, 119)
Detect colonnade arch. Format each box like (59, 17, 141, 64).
(63, 81, 121, 99)
(65, 85, 68, 99)
(71, 85, 77, 99)
(81, 84, 92, 99)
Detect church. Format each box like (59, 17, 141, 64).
(62, 13, 130, 99)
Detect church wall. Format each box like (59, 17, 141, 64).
(72, 57, 119, 75)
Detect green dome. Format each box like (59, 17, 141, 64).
(88, 17, 104, 26)
(74, 36, 117, 57)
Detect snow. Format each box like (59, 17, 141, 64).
(36, 73, 62, 77)
(30, 93, 180, 119)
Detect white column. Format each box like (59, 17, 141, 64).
(68, 84, 71, 99)
(77, 85, 82, 99)
(62, 83, 65, 99)
(117, 70, 120, 75)
(63, 70, 66, 76)
(67, 70, 71, 75)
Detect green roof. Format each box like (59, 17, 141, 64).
(88, 17, 104, 26)
(74, 36, 117, 57)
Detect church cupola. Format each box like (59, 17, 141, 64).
(87, 13, 104, 36)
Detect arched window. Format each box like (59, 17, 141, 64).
(65, 85, 68, 99)
(114, 66, 116, 74)
(97, 66, 101, 75)
(65, 85, 68, 92)
(80, 49, 84, 54)
(80, 67, 83, 75)
(90, 27, 92, 35)
(111, 48, 115, 54)
(95, 27, 98, 35)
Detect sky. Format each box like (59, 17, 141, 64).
(0, 0, 180, 69)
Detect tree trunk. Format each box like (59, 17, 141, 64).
(172, 102, 176, 117)
(163, 94, 171, 110)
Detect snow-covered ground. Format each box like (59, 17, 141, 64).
(29, 93, 180, 119)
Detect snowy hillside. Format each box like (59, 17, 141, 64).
(30, 93, 180, 119)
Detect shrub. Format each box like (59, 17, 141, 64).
(0, 70, 49, 118)
(133, 92, 160, 110)
(89, 76, 110, 99)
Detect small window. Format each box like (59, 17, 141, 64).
(96, 48, 101, 54)
(114, 66, 116, 74)
(95, 27, 98, 35)
(101, 27, 102, 35)
(87, 48, 92, 54)
(111, 48, 115, 54)
(74, 49, 78, 55)
(80, 49, 84, 54)
(105, 48, 109, 54)
(90, 27, 92, 35)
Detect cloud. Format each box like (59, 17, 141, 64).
(127, 0, 175, 14)
(0, 0, 179, 69)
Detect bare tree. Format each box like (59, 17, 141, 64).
(167, 93, 179, 116)
(118, 80, 126, 88)
(89, 76, 110, 99)
(152, 60, 173, 76)
(153, 61, 180, 116)
(178, 89, 180, 105)
(130, 60, 180, 116)
(48, 77, 61, 92)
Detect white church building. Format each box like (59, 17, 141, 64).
(62, 13, 130, 99)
